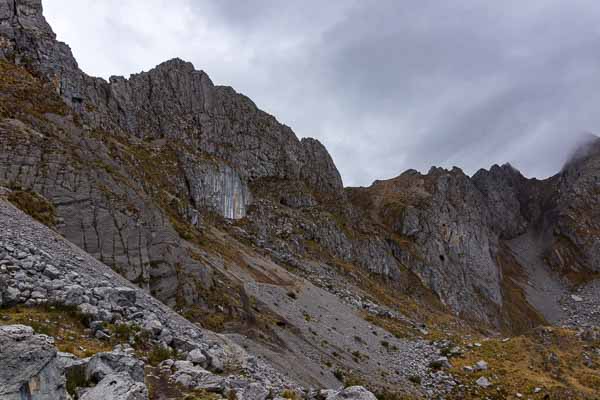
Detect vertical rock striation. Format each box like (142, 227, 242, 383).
(182, 155, 251, 220)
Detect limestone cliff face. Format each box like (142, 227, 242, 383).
(348, 168, 504, 324)
(0, 0, 82, 96)
(0, 0, 343, 212)
(347, 141, 600, 327)
(0, 0, 345, 312)
(181, 154, 251, 220)
(472, 164, 530, 239)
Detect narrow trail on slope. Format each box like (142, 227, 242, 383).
(507, 229, 568, 324)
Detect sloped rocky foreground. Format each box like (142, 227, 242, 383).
(0, 198, 305, 399)
(0, 321, 378, 400)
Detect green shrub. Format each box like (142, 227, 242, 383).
(148, 344, 174, 365)
(29, 320, 52, 336)
(66, 364, 90, 397)
(113, 322, 139, 341)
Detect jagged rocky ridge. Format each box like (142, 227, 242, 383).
(1, 0, 600, 398)
(346, 146, 600, 328)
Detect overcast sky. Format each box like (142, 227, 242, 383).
(44, 1, 600, 186)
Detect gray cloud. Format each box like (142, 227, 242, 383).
(45, 0, 600, 186)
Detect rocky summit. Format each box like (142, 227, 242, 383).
(0, 1, 599, 399)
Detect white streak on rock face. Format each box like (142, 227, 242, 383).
(184, 158, 251, 220)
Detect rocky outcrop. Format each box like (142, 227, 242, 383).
(0, 0, 76, 78)
(299, 137, 344, 196)
(348, 168, 504, 324)
(347, 136, 600, 328)
(165, 360, 226, 392)
(0, 325, 66, 400)
(86, 350, 145, 384)
(0, 324, 151, 400)
(472, 164, 529, 239)
(547, 136, 600, 275)
(0, 0, 344, 310)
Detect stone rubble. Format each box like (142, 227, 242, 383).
(560, 280, 600, 328)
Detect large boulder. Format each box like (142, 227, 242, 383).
(171, 360, 225, 392)
(0, 275, 19, 307)
(235, 382, 269, 400)
(0, 325, 67, 400)
(323, 386, 378, 400)
(86, 349, 145, 384)
(79, 373, 147, 400)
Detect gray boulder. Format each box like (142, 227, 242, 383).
(0, 275, 19, 307)
(205, 347, 225, 373)
(86, 350, 145, 383)
(186, 348, 208, 366)
(79, 373, 147, 400)
(142, 318, 163, 337)
(235, 382, 269, 400)
(324, 386, 378, 400)
(475, 360, 488, 371)
(172, 360, 225, 391)
(1, 285, 19, 306)
(0, 325, 67, 400)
